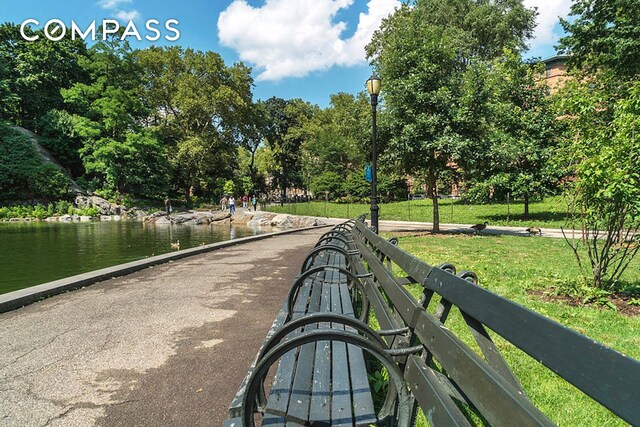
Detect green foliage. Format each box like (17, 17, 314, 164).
(559, 0, 640, 79)
(262, 97, 317, 197)
(0, 123, 40, 199)
(29, 163, 70, 199)
(309, 171, 343, 198)
(555, 77, 640, 289)
(0, 23, 88, 124)
(0, 123, 69, 200)
(0, 202, 99, 219)
(366, 0, 537, 229)
(135, 46, 254, 201)
(223, 179, 235, 195)
(33, 109, 84, 176)
(464, 51, 561, 212)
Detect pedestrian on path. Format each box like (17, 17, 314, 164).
(242, 194, 248, 209)
(229, 195, 236, 215)
(252, 195, 257, 211)
(220, 195, 228, 212)
(164, 197, 172, 216)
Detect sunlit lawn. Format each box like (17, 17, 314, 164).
(266, 195, 574, 228)
(386, 233, 639, 426)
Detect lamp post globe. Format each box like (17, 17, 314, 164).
(366, 75, 381, 233)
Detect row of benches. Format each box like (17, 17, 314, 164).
(225, 218, 640, 426)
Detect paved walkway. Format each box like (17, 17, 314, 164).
(322, 217, 570, 238)
(0, 228, 326, 427)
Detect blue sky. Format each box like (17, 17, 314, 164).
(0, 0, 572, 107)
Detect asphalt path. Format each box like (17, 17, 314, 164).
(0, 228, 326, 427)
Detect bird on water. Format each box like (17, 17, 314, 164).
(170, 240, 180, 250)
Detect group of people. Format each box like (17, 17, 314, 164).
(219, 194, 258, 214)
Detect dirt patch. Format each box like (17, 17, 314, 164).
(528, 288, 640, 317)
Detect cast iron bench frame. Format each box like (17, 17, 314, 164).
(226, 218, 640, 426)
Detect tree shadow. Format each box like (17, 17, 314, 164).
(483, 211, 570, 224)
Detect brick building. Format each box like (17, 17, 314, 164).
(541, 55, 570, 94)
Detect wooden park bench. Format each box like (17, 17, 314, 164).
(225, 218, 640, 426)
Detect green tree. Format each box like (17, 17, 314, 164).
(300, 92, 369, 198)
(0, 23, 88, 124)
(0, 123, 69, 200)
(465, 51, 560, 215)
(262, 97, 317, 203)
(135, 46, 254, 201)
(223, 179, 235, 195)
(557, 79, 640, 289)
(559, 0, 640, 80)
(556, 0, 640, 289)
(366, 0, 536, 230)
(62, 31, 169, 198)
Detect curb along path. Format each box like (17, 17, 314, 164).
(0, 227, 326, 427)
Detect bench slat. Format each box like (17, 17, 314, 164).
(405, 355, 472, 426)
(285, 276, 324, 424)
(264, 280, 314, 418)
(340, 283, 377, 426)
(330, 280, 354, 426)
(308, 281, 333, 423)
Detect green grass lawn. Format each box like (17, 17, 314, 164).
(266, 195, 574, 228)
(387, 233, 639, 426)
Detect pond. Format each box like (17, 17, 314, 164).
(0, 220, 272, 295)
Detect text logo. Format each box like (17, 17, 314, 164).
(20, 19, 181, 42)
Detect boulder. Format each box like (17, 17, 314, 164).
(153, 216, 172, 225)
(75, 195, 124, 216)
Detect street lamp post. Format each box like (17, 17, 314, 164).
(367, 75, 381, 233)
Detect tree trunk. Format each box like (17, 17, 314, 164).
(428, 169, 440, 232)
(281, 180, 286, 207)
(524, 193, 530, 218)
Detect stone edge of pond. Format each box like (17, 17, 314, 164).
(0, 224, 332, 314)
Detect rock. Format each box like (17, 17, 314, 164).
(45, 216, 59, 222)
(60, 215, 72, 221)
(75, 195, 124, 216)
(71, 214, 80, 221)
(100, 215, 111, 221)
(112, 215, 122, 221)
(153, 216, 172, 225)
(271, 214, 294, 228)
(79, 216, 92, 222)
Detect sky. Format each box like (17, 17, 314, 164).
(0, 0, 573, 107)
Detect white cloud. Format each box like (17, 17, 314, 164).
(97, 0, 132, 9)
(116, 10, 141, 21)
(217, 0, 401, 81)
(523, 0, 572, 50)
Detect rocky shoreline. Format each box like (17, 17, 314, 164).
(3, 195, 326, 229)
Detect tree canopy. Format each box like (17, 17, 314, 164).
(366, 0, 537, 229)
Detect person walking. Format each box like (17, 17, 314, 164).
(229, 195, 236, 215)
(220, 195, 227, 212)
(164, 196, 172, 216)
(242, 194, 249, 209)
(252, 195, 257, 211)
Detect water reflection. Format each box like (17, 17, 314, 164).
(0, 221, 271, 294)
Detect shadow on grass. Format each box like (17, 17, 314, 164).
(482, 211, 570, 224)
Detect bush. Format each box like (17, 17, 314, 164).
(29, 163, 70, 199)
(34, 109, 84, 177)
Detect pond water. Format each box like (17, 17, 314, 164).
(0, 221, 271, 295)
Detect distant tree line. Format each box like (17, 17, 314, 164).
(1, 0, 639, 289)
